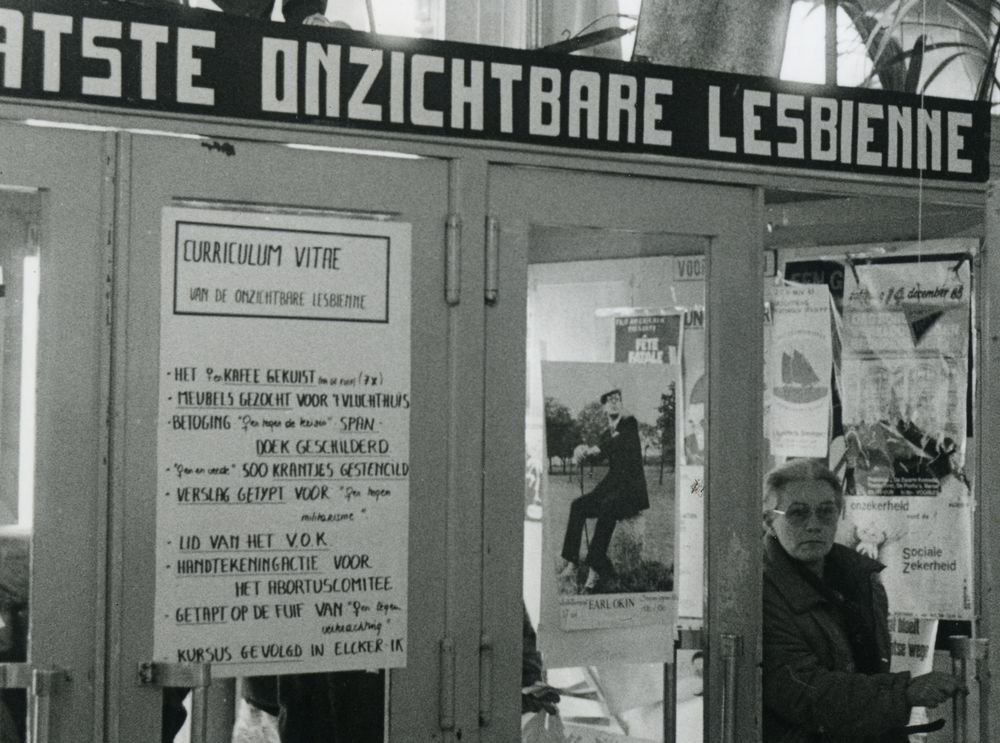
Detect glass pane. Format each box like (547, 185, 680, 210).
(522, 227, 705, 742)
(761, 189, 982, 741)
(182, 0, 441, 38)
(0, 187, 40, 743)
(230, 671, 385, 742)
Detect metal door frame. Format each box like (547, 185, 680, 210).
(0, 98, 991, 742)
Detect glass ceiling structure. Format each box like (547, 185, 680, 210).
(182, 0, 993, 105)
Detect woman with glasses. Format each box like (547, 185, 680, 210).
(762, 459, 963, 743)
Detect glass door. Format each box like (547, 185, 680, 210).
(482, 167, 763, 743)
(0, 123, 111, 741)
(111, 132, 455, 743)
(763, 187, 989, 742)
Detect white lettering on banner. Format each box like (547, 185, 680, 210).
(710, 89, 974, 174)
(776, 93, 804, 159)
(743, 89, 772, 157)
(130, 22, 169, 101)
(887, 106, 912, 169)
(642, 77, 673, 147)
(347, 46, 381, 121)
(0, 9, 23, 88)
(304, 41, 339, 117)
(0, 3, 983, 179)
(917, 108, 941, 171)
(410, 54, 444, 127)
(490, 62, 521, 134)
(840, 100, 853, 165)
(176, 27, 214, 105)
(948, 112, 973, 174)
(261, 37, 297, 114)
(708, 85, 737, 153)
(568, 69, 601, 140)
(811, 97, 838, 161)
(33, 12, 72, 93)
(81, 18, 122, 97)
(607, 73, 637, 143)
(450, 58, 484, 130)
(389, 50, 404, 123)
(529, 66, 560, 137)
(857, 102, 883, 167)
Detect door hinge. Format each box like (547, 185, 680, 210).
(446, 215, 462, 307)
(439, 637, 456, 730)
(478, 634, 494, 726)
(137, 661, 212, 689)
(485, 215, 499, 305)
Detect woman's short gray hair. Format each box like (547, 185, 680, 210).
(763, 459, 843, 516)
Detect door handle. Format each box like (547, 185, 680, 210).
(0, 662, 33, 689)
(0, 664, 69, 743)
(948, 636, 989, 743)
(478, 634, 493, 726)
(138, 662, 212, 743)
(719, 633, 741, 743)
(31, 668, 60, 743)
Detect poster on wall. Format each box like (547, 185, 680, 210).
(677, 306, 705, 622)
(676, 466, 704, 620)
(835, 260, 973, 619)
(539, 361, 675, 666)
(0, 267, 5, 467)
(613, 311, 699, 624)
(154, 207, 411, 677)
(680, 307, 706, 467)
(613, 312, 682, 366)
(765, 283, 833, 458)
(889, 615, 940, 730)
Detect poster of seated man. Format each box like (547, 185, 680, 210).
(540, 361, 676, 648)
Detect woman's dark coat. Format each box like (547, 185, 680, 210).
(763, 535, 911, 743)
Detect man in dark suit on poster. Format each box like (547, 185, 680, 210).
(558, 389, 649, 593)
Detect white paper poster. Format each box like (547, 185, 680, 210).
(889, 614, 940, 730)
(680, 307, 705, 467)
(539, 362, 675, 666)
(678, 306, 706, 622)
(835, 494, 973, 619)
(765, 284, 832, 458)
(841, 261, 969, 495)
(154, 208, 411, 677)
(889, 614, 938, 676)
(676, 465, 704, 620)
(837, 260, 973, 619)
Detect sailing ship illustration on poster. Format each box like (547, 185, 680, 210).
(775, 349, 827, 403)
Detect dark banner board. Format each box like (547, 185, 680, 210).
(0, 0, 990, 181)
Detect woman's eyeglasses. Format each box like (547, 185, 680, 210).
(772, 503, 840, 525)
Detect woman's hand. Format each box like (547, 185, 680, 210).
(906, 671, 966, 708)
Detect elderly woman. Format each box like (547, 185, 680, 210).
(762, 459, 963, 743)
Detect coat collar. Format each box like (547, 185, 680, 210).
(763, 534, 884, 613)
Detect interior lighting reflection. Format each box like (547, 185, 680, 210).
(19, 255, 39, 529)
(24, 119, 207, 140)
(285, 143, 423, 159)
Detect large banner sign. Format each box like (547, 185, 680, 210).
(155, 207, 411, 676)
(835, 259, 973, 619)
(0, 0, 989, 182)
